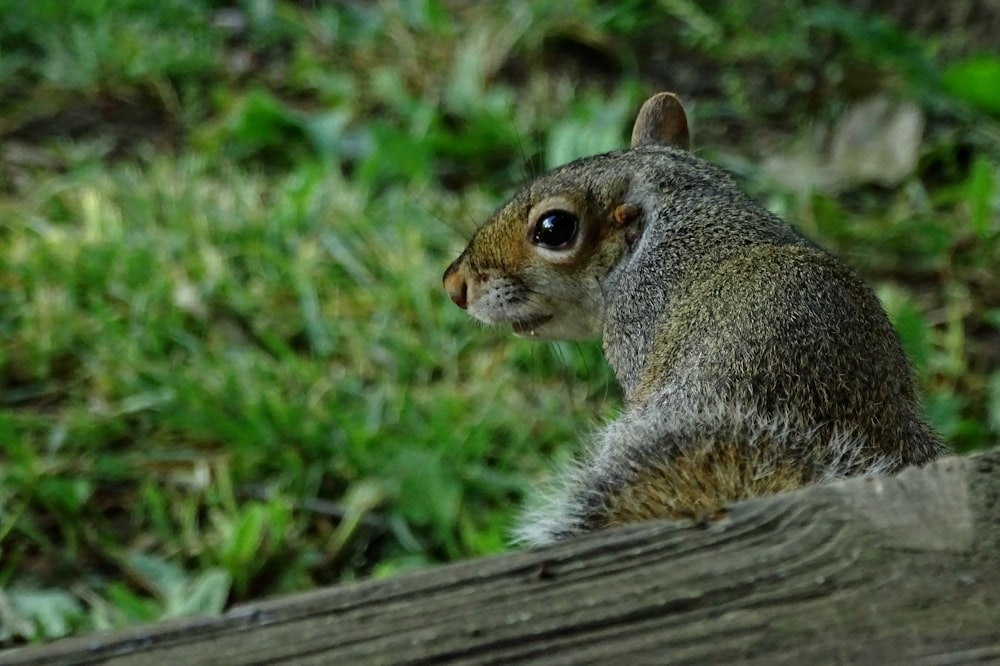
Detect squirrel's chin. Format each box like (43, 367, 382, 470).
(511, 314, 554, 338)
(511, 316, 604, 341)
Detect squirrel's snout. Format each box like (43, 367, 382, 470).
(443, 267, 468, 310)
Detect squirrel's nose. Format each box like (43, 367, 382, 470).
(443, 268, 468, 310)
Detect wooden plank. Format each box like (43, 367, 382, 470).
(4, 449, 999, 666)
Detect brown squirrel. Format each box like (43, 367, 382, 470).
(443, 92, 947, 546)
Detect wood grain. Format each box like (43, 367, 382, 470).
(4, 449, 998, 666)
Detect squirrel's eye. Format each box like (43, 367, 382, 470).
(531, 210, 579, 249)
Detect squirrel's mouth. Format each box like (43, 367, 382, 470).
(511, 315, 553, 336)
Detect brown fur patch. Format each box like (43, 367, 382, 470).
(604, 440, 809, 526)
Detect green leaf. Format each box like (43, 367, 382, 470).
(224, 504, 267, 571)
(126, 552, 187, 601)
(965, 156, 998, 241)
(37, 477, 93, 514)
(102, 582, 162, 626)
(923, 392, 967, 442)
(392, 450, 462, 545)
(944, 55, 1000, 116)
(206, 89, 310, 163)
(165, 570, 231, 619)
(123, 552, 230, 620)
(877, 285, 931, 374)
(2, 588, 84, 642)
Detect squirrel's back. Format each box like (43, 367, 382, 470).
(443, 93, 947, 546)
(516, 243, 943, 544)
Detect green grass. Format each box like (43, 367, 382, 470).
(2, 0, 999, 645)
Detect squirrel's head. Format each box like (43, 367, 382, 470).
(442, 92, 691, 340)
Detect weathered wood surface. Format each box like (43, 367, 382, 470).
(5, 449, 999, 665)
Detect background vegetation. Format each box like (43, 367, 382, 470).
(1, 0, 998, 645)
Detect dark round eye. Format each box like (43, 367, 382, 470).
(531, 209, 579, 249)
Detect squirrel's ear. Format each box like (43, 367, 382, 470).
(630, 92, 691, 151)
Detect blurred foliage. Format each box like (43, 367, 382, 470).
(1, 0, 998, 646)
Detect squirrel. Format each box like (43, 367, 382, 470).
(442, 92, 948, 546)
